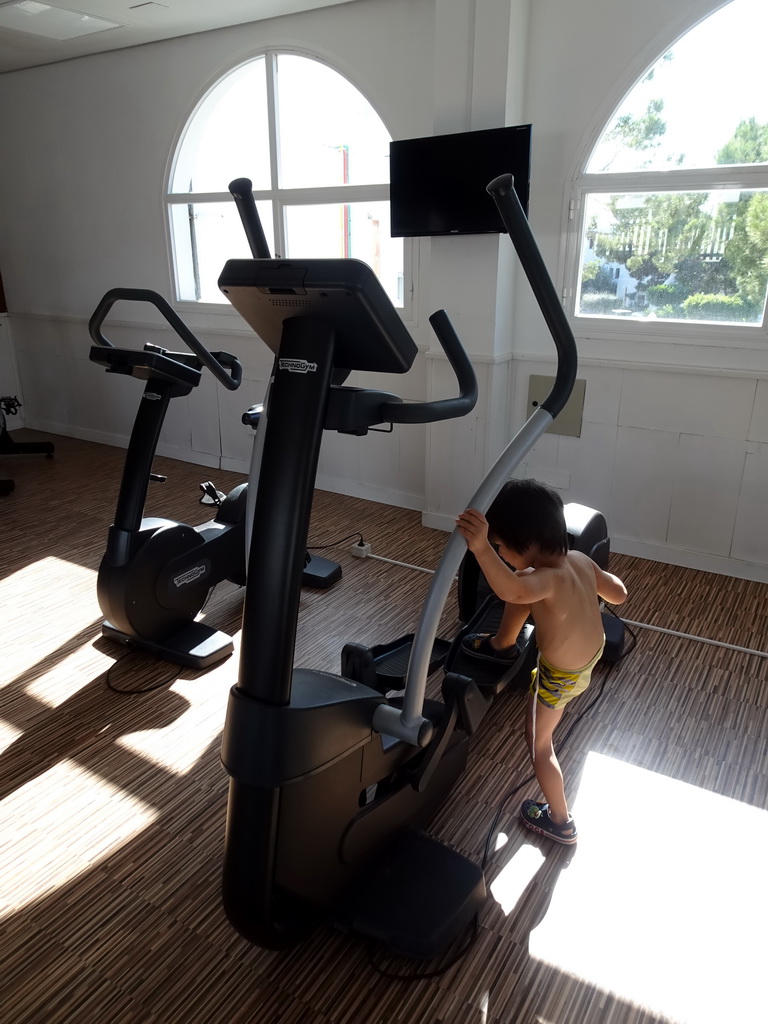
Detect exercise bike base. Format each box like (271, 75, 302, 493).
(102, 619, 234, 669)
(303, 553, 342, 589)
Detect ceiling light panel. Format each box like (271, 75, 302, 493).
(0, 1, 121, 40)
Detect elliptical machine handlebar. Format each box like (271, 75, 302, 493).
(379, 308, 478, 424)
(89, 287, 243, 391)
(487, 173, 577, 417)
(228, 178, 272, 260)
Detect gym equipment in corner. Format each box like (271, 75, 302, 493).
(217, 173, 602, 959)
(0, 395, 54, 495)
(89, 289, 248, 669)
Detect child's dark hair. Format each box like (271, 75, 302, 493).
(486, 478, 568, 556)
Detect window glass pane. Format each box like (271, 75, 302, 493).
(275, 55, 390, 188)
(577, 190, 768, 324)
(171, 60, 270, 194)
(284, 202, 403, 307)
(170, 201, 274, 302)
(587, 0, 768, 173)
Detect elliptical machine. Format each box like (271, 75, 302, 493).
(217, 174, 603, 957)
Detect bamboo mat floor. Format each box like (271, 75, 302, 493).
(1, 431, 767, 1024)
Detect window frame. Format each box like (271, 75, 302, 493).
(564, 18, 768, 345)
(566, 163, 768, 346)
(164, 49, 414, 322)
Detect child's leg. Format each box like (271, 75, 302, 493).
(524, 694, 572, 828)
(490, 602, 530, 650)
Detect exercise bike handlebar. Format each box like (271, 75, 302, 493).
(89, 287, 243, 391)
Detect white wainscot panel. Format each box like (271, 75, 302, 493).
(581, 366, 623, 426)
(618, 370, 754, 440)
(14, 337, 67, 430)
(611, 426, 679, 544)
(69, 352, 135, 440)
(747, 379, 768, 443)
(317, 430, 362, 487)
(359, 422, 426, 507)
(188, 374, 222, 459)
(519, 431, 560, 480)
(427, 414, 481, 516)
(217, 376, 265, 467)
(732, 443, 768, 565)
(667, 434, 745, 557)
(556, 421, 618, 515)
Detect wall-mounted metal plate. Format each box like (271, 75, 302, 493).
(527, 375, 586, 437)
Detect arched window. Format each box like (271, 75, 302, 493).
(572, 0, 768, 329)
(166, 52, 403, 309)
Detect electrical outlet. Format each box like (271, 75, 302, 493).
(349, 540, 372, 557)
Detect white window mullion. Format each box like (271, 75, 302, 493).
(265, 52, 283, 258)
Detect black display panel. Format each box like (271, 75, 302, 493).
(218, 258, 418, 374)
(389, 124, 531, 237)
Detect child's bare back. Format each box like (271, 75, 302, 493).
(522, 548, 617, 672)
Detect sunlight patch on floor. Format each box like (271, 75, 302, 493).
(23, 632, 108, 708)
(116, 677, 230, 774)
(529, 751, 767, 1024)
(0, 758, 156, 919)
(0, 718, 23, 755)
(490, 841, 546, 915)
(3, 556, 100, 704)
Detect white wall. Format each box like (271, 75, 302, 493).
(2, 0, 767, 581)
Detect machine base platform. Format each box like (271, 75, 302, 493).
(102, 619, 234, 669)
(336, 828, 486, 959)
(303, 553, 343, 589)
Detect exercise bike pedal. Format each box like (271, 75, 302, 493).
(199, 480, 225, 505)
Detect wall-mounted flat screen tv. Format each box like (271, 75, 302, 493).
(389, 124, 531, 237)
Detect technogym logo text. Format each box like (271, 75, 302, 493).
(173, 565, 208, 587)
(278, 358, 318, 374)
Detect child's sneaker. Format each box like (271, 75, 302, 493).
(460, 633, 520, 664)
(520, 800, 578, 845)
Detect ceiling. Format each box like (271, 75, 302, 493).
(0, 0, 353, 74)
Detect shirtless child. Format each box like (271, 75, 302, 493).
(456, 479, 627, 844)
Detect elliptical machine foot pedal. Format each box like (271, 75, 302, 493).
(336, 828, 486, 959)
(102, 619, 234, 669)
(341, 635, 451, 693)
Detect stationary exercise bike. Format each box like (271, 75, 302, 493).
(217, 174, 605, 957)
(90, 181, 344, 670)
(90, 289, 249, 669)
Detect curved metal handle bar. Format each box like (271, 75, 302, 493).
(380, 309, 478, 424)
(487, 173, 577, 418)
(229, 177, 272, 259)
(88, 287, 242, 390)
